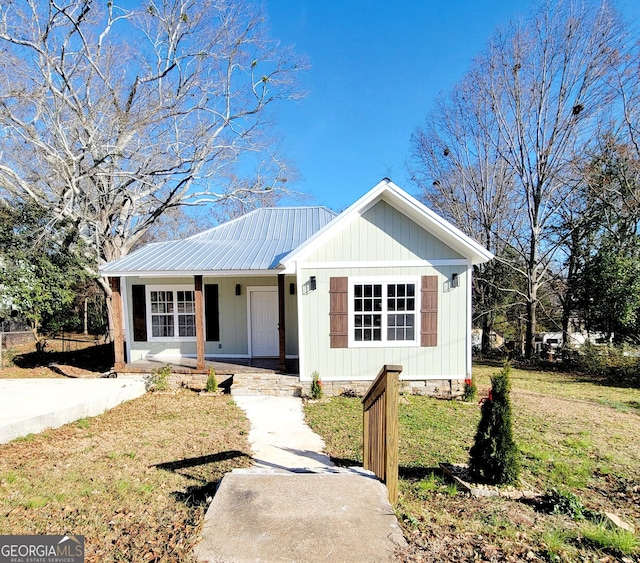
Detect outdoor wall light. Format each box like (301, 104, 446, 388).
(451, 273, 459, 289)
(309, 276, 317, 291)
(235, 284, 242, 296)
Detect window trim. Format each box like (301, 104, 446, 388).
(347, 276, 421, 348)
(146, 285, 198, 342)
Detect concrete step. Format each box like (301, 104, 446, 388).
(194, 472, 407, 562)
(231, 373, 303, 397)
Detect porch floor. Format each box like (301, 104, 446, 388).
(121, 356, 299, 376)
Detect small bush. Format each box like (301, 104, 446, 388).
(573, 343, 640, 387)
(148, 364, 171, 391)
(468, 362, 520, 485)
(0, 347, 17, 367)
(206, 367, 218, 393)
(462, 376, 477, 402)
(310, 371, 323, 400)
(539, 488, 586, 520)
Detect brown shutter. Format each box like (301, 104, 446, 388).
(131, 285, 147, 342)
(329, 276, 348, 348)
(205, 284, 220, 341)
(421, 275, 438, 347)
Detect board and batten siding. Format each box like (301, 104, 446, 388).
(305, 200, 465, 263)
(124, 275, 299, 362)
(299, 265, 468, 382)
(297, 201, 470, 381)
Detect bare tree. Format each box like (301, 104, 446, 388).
(412, 0, 627, 357)
(411, 70, 519, 353)
(0, 0, 304, 331)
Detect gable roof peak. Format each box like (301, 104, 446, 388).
(279, 180, 493, 267)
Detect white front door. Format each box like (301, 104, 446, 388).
(250, 289, 279, 357)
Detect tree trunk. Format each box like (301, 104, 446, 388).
(482, 319, 492, 354)
(96, 276, 114, 343)
(525, 298, 536, 359)
(83, 296, 89, 336)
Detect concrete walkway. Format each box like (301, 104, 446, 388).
(0, 378, 146, 443)
(233, 396, 334, 471)
(195, 396, 407, 562)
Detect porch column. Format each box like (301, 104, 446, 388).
(278, 273, 286, 372)
(194, 275, 205, 371)
(109, 277, 126, 371)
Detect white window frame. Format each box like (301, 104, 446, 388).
(146, 285, 197, 342)
(348, 276, 421, 348)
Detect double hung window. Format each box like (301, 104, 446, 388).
(351, 278, 419, 346)
(149, 288, 196, 339)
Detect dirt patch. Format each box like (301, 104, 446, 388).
(1, 339, 113, 377)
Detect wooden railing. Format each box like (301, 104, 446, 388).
(362, 364, 402, 504)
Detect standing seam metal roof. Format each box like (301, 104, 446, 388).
(100, 207, 338, 274)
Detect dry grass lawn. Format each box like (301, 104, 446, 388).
(305, 364, 640, 562)
(0, 391, 251, 562)
(2, 341, 638, 562)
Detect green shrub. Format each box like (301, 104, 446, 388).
(539, 488, 586, 520)
(462, 375, 477, 402)
(206, 367, 218, 393)
(468, 362, 520, 485)
(574, 343, 640, 387)
(310, 371, 324, 400)
(148, 364, 171, 391)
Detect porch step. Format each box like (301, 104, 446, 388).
(231, 373, 303, 397)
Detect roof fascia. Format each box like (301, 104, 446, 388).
(280, 179, 493, 267)
(98, 268, 286, 278)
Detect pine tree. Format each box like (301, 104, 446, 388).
(468, 363, 520, 485)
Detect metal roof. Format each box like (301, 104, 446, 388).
(100, 206, 338, 275)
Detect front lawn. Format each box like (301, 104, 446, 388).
(304, 365, 640, 562)
(0, 391, 252, 562)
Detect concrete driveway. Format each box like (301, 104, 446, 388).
(0, 378, 146, 443)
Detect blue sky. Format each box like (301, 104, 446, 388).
(265, 0, 640, 212)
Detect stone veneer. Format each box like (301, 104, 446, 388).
(300, 378, 465, 399)
(120, 370, 465, 399)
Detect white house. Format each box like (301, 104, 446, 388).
(100, 180, 493, 394)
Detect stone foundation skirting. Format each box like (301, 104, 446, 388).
(117, 370, 465, 399)
(301, 378, 465, 399)
(118, 372, 229, 391)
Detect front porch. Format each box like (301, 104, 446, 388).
(109, 274, 296, 374)
(115, 356, 302, 396)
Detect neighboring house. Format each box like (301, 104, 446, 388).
(471, 328, 505, 350)
(100, 180, 493, 393)
(534, 331, 610, 355)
